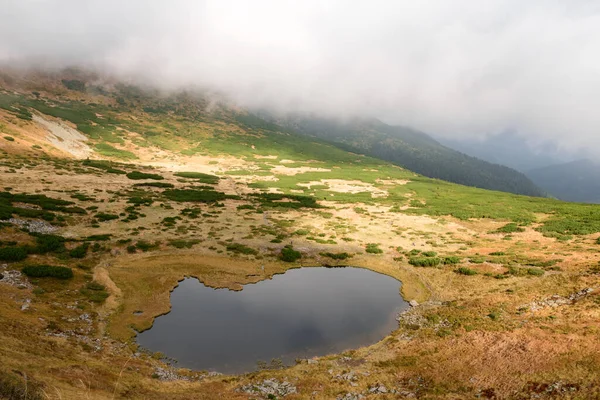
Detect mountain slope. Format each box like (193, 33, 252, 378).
(526, 159, 600, 203)
(274, 116, 545, 197)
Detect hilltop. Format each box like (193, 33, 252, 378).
(0, 70, 599, 399)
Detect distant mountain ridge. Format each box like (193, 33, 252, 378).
(270, 116, 545, 197)
(526, 159, 600, 203)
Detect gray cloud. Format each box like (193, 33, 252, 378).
(2, 0, 600, 154)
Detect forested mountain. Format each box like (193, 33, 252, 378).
(526, 159, 600, 203)
(273, 116, 545, 197)
(439, 131, 569, 172)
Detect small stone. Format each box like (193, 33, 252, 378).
(409, 300, 419, 307)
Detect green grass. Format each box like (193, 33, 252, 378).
(455, 267, 478, 275)
(94, 143, 137, 160)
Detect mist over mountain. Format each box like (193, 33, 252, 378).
(526, 159, 600, 203)
(438, 131, 574, 172)
(269, 115, 545, 197)
(2, 0, 600, 160)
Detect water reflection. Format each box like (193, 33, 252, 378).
(137, 266, 407, 373)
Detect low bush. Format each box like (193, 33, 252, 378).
(527, 268, 545, 276)
(133, 182, 174, 188)
(494, 223, 525, 234)
(22, 265, 73, 279)
(455, 267, 478, 275)
(422, 251, 437, 257)
(126, 171, 164, 180)
(174, 172, 219, 184)
(320, 252, 351, 260)
(135, 240, 159, 252)
(409, 257, 441, 267)
(442, 256, 462, 265)
(69, 243, 89, 259)
(84, 234, 112, 241)
(226, 243, 258, 255)
(0, 246, 28, 262)
(365, 243, 383, 254)
(163, 189, 235, 203)
(95, 212, 119, 222)
(280, 245, 301, 262)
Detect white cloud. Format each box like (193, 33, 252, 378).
(2, 0, 600, 153)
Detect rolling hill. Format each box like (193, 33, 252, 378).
(272, 116, 546, 197)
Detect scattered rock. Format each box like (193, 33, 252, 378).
(21, 299, 31, 311)
(409, 300, 419, 307)
(336, 393, 364, 400)
(0, 218, 58, 234)
(238, 378, 297, 398)
(368, 384, 388, 394)
(0, 265, 32, 289)
(519, 288, 595, 312)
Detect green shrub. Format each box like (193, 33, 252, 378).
(422, 251, 437, 257)
(133, 182, 174, 188)
(95, 212, 119, 222)
(280, 245, 301, 262)
(226, 243, 258, 255)
(320, 252, 351, 260)
(22, 265, 73, 279)
(409, 257, 441, 267)
(32, 234, 65, 254)
(455, 267, 478, 275)
(0, 246, 28, 262)
(489, 251, 506, 256)
(126, 245, 136, 254)
(527, 268, 544, 276)
(494, 223, 525, 234)
(69, 243, 89, 259)
(86, 281, 105, 291)
(4, 136, 15, 142)
(365, 243, 383, 254)
(163, 189, 235, 203)
(84, 234, 112, 241)
(135, 240, 159, 252)
(174, 172, 219, 184)
(407, 249, 421, 256)
(82, 159, 126, 174)
(442, 256, 461, 265)
(126, 171, 164, 180)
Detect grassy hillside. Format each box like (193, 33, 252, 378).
(276, 116, 545, 197)
(0, 71, 599, 399)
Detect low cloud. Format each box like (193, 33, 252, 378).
(2, 0, 600, 153)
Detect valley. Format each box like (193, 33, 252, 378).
(0, 72, 599, 399)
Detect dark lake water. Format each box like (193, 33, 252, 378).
(137, 266, 407, 374)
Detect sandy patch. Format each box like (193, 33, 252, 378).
(33, 113, 92, 158)
(253, 155, 278, 159)
(299, 179, 388, 198)
(271, 166, 332, 175)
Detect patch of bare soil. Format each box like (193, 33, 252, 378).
(33, 113, 92, 158)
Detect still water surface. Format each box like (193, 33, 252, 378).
(137, 267, 407, 373)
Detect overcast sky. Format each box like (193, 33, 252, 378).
(1, 0, 600, 154)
